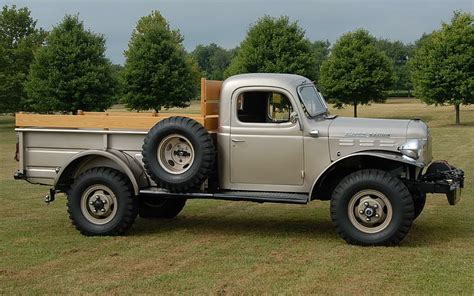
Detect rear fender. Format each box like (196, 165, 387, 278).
(55, 149, 148, 195)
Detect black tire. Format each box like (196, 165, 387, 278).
(142, 116, 215, 192)
(67, 167, 138, 236)
(412, 192, 426, 220)
(138, 197, 186, 219)
(330, 169, 414, 246)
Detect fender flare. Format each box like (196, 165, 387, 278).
(310, 150, 421, 196)
(54, 150, 145, 195)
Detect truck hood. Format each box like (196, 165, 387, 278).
(327, 116, 411, 161)
(328, 117, 411, 139)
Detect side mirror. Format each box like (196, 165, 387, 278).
(290, 111, 299, 124)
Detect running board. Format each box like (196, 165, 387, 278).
(139, 187, 309, 204)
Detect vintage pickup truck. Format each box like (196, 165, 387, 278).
(14, 73, 464, 246)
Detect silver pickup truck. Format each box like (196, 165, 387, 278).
(14, 73, 464, 246)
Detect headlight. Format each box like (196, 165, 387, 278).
(398, 139, 421, 160)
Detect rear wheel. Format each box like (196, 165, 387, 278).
(138, 197, 186, 219)
(330, 169, 414, 246)
(67, 168, 138, 236)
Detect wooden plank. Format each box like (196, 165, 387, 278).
(200, 78, 222, 117)
(204, 115, 219, 131)
(204, 101, 219, 116)
(16, 113, 206, 130)
(81, 111, 202, 118)
(204, 80, 222, 101)
(201, 78, 207, 117)
(82, 111, 156, 116)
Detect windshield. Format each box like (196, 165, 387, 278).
(297, 85, 328, 117)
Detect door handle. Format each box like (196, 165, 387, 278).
(310, 130, 319, 138)
(232, 139, 245, 143)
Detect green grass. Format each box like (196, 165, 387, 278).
(1, 99, 473, 294)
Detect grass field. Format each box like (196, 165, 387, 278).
(1, 99, 473, 294)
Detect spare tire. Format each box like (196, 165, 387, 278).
(142, 116, 215, 192)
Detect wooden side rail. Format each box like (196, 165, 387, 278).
(16, 78, 223, 131)
(16, 113, 219, 131)
(80, 111, 200, 116)
(201, 78, 222, 117)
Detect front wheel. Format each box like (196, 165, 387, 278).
(413, 192, 426, 220)
(67, 167, 138, 236)
(330, 169, 414, 246)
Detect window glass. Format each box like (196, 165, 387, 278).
(298, 85, 327, 117)
(267, 93, 292, 122)
(237, 91, 293, 123)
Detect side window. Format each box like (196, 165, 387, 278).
(267, 93, 292, 122)
(237, 91, 293, 123)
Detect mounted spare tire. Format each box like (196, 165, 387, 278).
(142, 116, 215, 192)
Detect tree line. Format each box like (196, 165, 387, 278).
(0, 6, 472, 124)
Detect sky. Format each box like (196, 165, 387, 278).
(5, 0, 473, 64)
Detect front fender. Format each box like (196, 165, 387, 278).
(310, 150, 421, 197)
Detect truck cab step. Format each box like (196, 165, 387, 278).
(139, 187, 309, 204)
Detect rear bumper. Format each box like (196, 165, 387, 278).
(405, 161, 464, 205)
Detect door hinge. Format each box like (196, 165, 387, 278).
(301, 170, 305, 179)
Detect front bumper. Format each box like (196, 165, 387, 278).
(405, 161, 464, 205)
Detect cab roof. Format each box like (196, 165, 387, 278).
(222, 73, 312, 94)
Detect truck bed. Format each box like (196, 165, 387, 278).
(15, 127, 147, 185)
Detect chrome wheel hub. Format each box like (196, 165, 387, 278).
(158, 134, 195, 175)
(348, 189, 393, 234)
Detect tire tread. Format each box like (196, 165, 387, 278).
(330, 169, 414, 246)
(67, 167, 138, 236)
(142, 116, 216, 192)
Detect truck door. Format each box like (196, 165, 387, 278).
(230, 87, 304, 186)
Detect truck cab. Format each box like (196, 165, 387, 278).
(216, 74, 431, 196)
(219, 74, 320, 192)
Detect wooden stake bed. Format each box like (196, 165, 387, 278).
(16, 78, 222, 132)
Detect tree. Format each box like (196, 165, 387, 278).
(376, 39, 414, 96)
(26, 15, 116, 113)
(191, 43, 234, 80)
(0, 5, 46, 113)
(319, 29, 394, 117)
(310, 40, 330, 84)
(414, 33, 432, 48)
(225, 16, 317, 80)
(410, 12, 473, 125)
(110, 64, 125, 104)
(122, 11, 198, 112)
